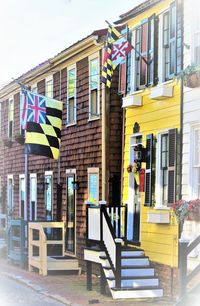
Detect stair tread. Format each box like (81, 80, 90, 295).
(107, 275, 159, 280)
(103, 265, 153, 270)
(100, 255, 148, 260)
(111, 285, 163, 291)
(122, 246, 144, 251)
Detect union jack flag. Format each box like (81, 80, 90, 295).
(20, 90, 46, 129)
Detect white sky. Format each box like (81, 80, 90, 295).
(0, 0, 142, 87)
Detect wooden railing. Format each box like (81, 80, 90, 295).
(86, 204, 127, 288)
(28, 222, 65, 276)
(179, 235, 200, 297)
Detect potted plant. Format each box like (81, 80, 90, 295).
(180, 64, 200, 88)
(172, 199, 200, 224)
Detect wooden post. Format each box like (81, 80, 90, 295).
(115, 240, 121, 288)
(100, 266, 106, 295)
(86, 261, 92, 291)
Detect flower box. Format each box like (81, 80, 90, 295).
(173, 199, 200, 224)
(147, 211, 170, 224)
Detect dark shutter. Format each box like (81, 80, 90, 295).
(144, 134, 154, 206)
(126, 29, 132, 93)
(176, 0, 183, 74)
(167, 128, 177, 206)
(147, 14, 158, 86)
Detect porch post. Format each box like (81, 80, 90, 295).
(86, 260, 92, 291)
(179, 239, 189, 297)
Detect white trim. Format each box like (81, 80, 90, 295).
(67, 64, 76, 125)
(7, 175, 14, 213)
(30, 173, 37, 221)
(31, 83, 37, 93)
(89, 52, 100, 120)
(45, 170, 53, 176)
(190, 124, 200, 198)
(8, 97, 14, 138)
(66, 169, 76, 174)
(45, 171, 53, 220)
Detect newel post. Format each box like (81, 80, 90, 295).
(115, 238, 122, 289)
(179, 239, 189, 297)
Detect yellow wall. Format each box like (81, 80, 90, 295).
(123, 0, 180, 267)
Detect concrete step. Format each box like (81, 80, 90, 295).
(110, 286, 163, 299)
(107, 276, 159, 288)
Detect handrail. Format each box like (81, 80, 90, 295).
(179, 234, 200, 297)
(101, 206, 122, 288)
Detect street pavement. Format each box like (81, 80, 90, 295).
(0, 258, 175, 306)
(0, 274, 65, 306)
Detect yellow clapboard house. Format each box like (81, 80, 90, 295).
(115, 0, 182, 295)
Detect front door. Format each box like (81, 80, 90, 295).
(66, 174, 75, 253)
(127, 135, 142, 243)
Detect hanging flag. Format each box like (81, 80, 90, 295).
(20, 90, 63, 160)
(101, 25, 121, 88)
(101, 25, 133, 88)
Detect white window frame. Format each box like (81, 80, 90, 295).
(67, 64, 76, 126)
(155, 130, 170, 209)
(191, 8, 200, 64)
(45, 171, 53, 220)
(8, 97, 14, 138)
(30, 173, 37, 221)
(19, 174, 27, 220)
(87, 168, 99, 205)
(7, 174, 14, 214)
(89, 52, 100, 120)
(45, 75, 53, 98)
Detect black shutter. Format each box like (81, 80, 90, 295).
(144, 134, 154, 206)
(147, 14, 159, 86)
(126, 28, 132, 93)
(167, 128, 177, 206)
(176, 0, 183, 75)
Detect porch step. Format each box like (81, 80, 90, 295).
(110, 286, 164, 299)
(100, 255, 150, 266)
(107, 276, 159, 288)
(103, 265, 155, 277)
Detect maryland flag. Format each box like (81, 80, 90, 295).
(102, 25, 133, 88)
(20, 90, 63, 160)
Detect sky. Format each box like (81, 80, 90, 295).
(0, 0, 142, 87)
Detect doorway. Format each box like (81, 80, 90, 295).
(127, 134, 142, 243)
(66, 173, 75, 254)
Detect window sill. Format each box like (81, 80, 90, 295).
(88, 116, 100, 122)
(66, 122, 77, 128)
(153, 206, 170, 211)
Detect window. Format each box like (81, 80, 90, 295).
(45, 172, 53, 221)
(0, 176, 2, 213)
(67, 66, 76, 125)
(87, 168, 99, 205)
(19, 175, 26, 220)
(7, 175, 14, 215)
(163, 2, 177, 80)
(45, 77, 53, 98)
(31, 84, 37, 94)
(193, 9, 200, 64)
(30, 174, 37, 221)
(89, 55, 99, 119)
(156, 129, 177, 207)
(66, 169, 76, 253)
(134, 15, 157, 90)
(192, 127, 200, 198)
(8, 98, 14, 138)
(0, 103, 2, 135)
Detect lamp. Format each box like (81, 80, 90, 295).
(71, 181, 80, 190)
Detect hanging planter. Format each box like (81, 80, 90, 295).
(181, 64, 200, 88)
(173, 199, 200, 224)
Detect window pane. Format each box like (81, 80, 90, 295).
(90, 58, 98, 90)
(46, 80, 53, 98)
(91, 89, 98, 116)
(170, 40, 175, 74)
(89, 174, 98, 204)
(140, 60, 146, 85)
(194, 33, 200, 64)
(161, 134, 168, 169)
(68, 69, 75, 97)
(141, 23, 148, 53)
(170, 3, 176, 39)
(194, 129, 200, 165)
(20, 177, 25, 219)
(45, 175, 52, 220)
(163, 13, 169, 46)
(68, 97, 75, 123)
